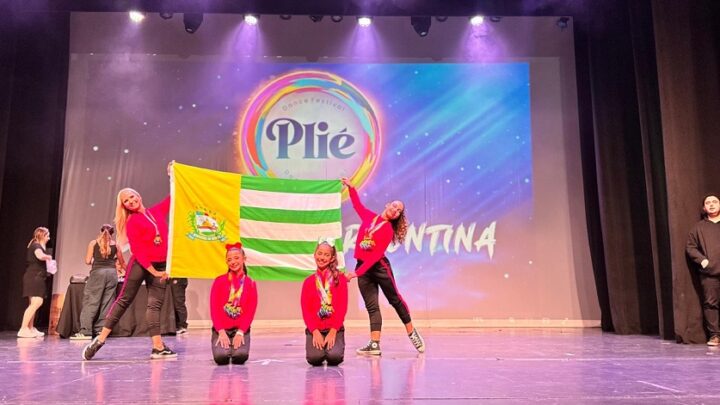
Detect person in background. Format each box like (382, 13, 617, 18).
(71, 224, 125, 340)
(18, 227, 53, 338)
(686, 194, 720, 346)
(171, 277, 189, 334)
(341, 177, 425, 355)
(301, 238, 348, 366)
(210, 242, 258, 365)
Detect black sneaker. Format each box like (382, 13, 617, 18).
(151, 345, 178, 359)
(82, 336, 105, 360)
(408, 329, 425, 353)
(708, 335, 720, 347)
(356, 340, 381, 356)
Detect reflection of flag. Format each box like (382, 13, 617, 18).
(169, 163, 343, 280)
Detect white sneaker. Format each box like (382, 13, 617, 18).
(17, 328, 36, 338)
(70, 333, 92, 340)
(32, 328, 45, 337)
(176, 327, 188, 335)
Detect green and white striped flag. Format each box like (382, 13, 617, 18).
(239, 176, 344, 281)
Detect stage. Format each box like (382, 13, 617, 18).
(2, 328, 720, 403)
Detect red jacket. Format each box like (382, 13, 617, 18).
(126, 196, 170, 269)
(347, 187, 394, 277)
(301, 269, 348, 332)
(210, 272, 258, 333)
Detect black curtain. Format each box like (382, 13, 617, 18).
(0, 10, 68, 330)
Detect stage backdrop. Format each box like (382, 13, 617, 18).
(55, 13, 598, 326)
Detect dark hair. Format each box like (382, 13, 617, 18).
(389, 208, 408, 244)
(100, 224, 115, 235)
(701, 194, 720, 219)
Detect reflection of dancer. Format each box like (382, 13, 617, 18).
(303, 366, 346, 405)
(686, 194, 720, 346)
(19, 227, 53, 338)
(72, 224, 125, 340)
(341, 178, 425, 355)
(83, 164, 176, 360)
(301, 239, 348, 366)
(210, 243, 258, 365)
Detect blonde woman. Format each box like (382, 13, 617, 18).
(19, 227, 53, 338)
(71, 224, 125, 340)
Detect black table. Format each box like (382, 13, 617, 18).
(56, 282, 176, 338)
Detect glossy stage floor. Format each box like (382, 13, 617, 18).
(2, 327, 720, 404)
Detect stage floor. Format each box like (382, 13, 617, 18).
(1, 327, 720, 403)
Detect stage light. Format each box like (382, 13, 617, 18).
(357, 16, 372, 27)
(183, 13, 203, 33)
(556, 17, 569, 31)
(435, 16, 448, 22)
(411, 16, 431, 37)
(331, 15, 343, 23)
(279, 15, 292, 20)
(129, 11, 145, 23)
(159, 12, 173, 20)
(309, 15, 324, 23)
(470, 15, 484, 26)
(244, 14, 259, 25)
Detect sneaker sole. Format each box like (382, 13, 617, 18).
(150, 353, 178, 360)
(356, 350, 381, 356)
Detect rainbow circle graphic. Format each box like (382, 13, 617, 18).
(237, 70, 381, 192)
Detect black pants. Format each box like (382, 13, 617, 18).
(211, 328, 251, 365)
(305, 328, 345, 366)
(171, 278, 188, 329)
(79, 267, 118, 335)
(700, 274, 720, 337)
(104, 261, 167, 336)
(356, 257, 412, 332)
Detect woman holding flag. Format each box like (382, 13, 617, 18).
(341, 177, 425, 356)
(83, 162, 176, 360)
(301, 238, 348, 366)
(209, 242, 258, 365)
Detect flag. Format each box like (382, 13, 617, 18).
(169, 163, 344, 280)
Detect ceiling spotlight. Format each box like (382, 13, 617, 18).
(435, 16, 448, 22)
(128, 11, 146, 23)
(330, 15, 343, 23)
(183, 13, 204, 34)
(469, 15, 484, 26)
(279, 14, 292, 20)
(411, 16, 431, 37)
(159, 12, 173, 20)
(244, 14, 259, 25)
(489, 16, 503, 23)
(357, 16, 372, 27)
(556, 17, 569, 31)
(309, 15, 324, 23)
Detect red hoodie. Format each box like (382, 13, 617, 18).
(210, 272, 258, 333)
(126, 196, 170, 269)
(301, 269, 348, 332)
(347, 186, 395, 277)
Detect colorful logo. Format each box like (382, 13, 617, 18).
(186, 207, 227, 242)
(237, 70, 381, 192)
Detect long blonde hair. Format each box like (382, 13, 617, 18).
(27, 227, 49, 248)
(97, 224, 115, 259)
(114, 188, 140, 248)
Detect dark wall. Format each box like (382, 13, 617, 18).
(0, 11, 68, 330)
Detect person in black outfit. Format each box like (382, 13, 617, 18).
(19, 227, 53, 338)
(71, 224, 126, 340)
(171, 277, 189, 334)
(686, 194, 720, 346)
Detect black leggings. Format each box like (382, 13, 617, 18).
(356, 257, 412, 332)
(104, 261, 167, 336)
(211, 328, 251, 365)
